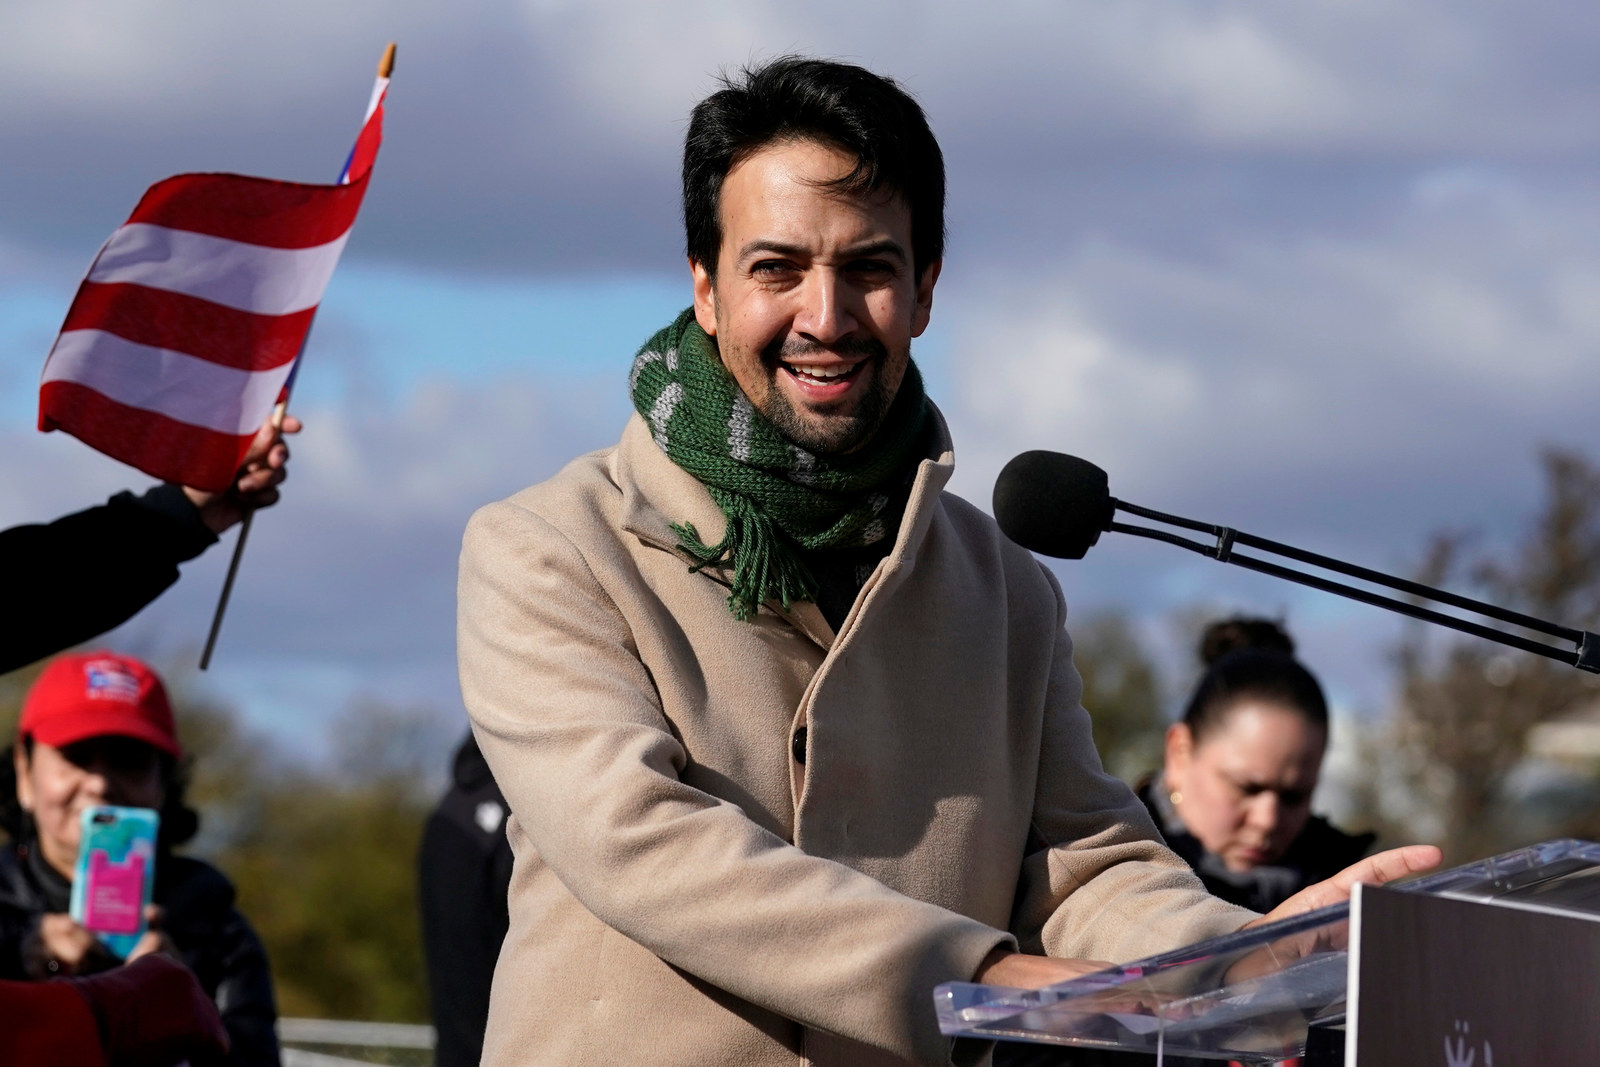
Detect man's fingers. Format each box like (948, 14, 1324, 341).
(1248, 845, 1444, 926)
(1328, 844, 1442, 893)
(280, 413, 303, 434)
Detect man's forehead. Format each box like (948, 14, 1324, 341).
(718, 140, 912, 252)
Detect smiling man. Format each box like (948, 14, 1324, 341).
(457, 57, 1436, 1067)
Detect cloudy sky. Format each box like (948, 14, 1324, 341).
(5, 1, 1599, 763)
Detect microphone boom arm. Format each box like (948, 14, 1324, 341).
(1108, 500, 1600, 673)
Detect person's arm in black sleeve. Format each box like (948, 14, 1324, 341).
(0, 412, 301, 674)
(0, 485, 216, 674)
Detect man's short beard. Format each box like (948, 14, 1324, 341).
(758, 335, 895, 455)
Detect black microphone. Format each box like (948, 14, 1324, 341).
(993, 450, 1600, 673)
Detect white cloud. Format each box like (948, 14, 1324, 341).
(939, 172, 1600, 548)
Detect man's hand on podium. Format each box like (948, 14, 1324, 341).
(1243, 844, 1443, 929)
(970, 846, 1443, 991)
(1220, 844, 1445, 983)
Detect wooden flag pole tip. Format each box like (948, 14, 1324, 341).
(379, 43, 396, 78)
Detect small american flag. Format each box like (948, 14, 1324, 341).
(37, 64, 389, 491)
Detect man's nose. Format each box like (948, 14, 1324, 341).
(793, 269, 859, 344)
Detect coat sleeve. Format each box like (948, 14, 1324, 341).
(0, 486, 217, 673)
(1012, 566, 1259, 964)
(0, 981, 106, 1067)
(458, 500, 1012, 1064)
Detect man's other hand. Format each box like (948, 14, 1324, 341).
(1243, 844, 1443, 929)
(972, 946, 1114, 990)
(181, 412, 303, 533)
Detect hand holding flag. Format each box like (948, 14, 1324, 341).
(182, 411, 303, 533)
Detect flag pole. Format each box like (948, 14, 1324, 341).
(200, 42, 394, 670)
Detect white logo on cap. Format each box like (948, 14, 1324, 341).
(83, 660, 140, 702)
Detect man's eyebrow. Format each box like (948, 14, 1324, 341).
(735, 238, 909, 262)
(737, 239, 808, 261)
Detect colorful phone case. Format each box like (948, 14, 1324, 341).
(70, 805, 159, 959)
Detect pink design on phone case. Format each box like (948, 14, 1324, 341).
(84, 850, 145, 934)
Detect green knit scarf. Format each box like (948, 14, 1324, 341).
(630, 307, 931, 620)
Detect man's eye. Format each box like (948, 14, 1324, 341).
(849, 259, 896, 276)
(751, 260, 795, 276)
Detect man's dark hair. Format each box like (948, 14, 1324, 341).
(684, 56, 945, 280)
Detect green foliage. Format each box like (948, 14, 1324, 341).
(194, 698, 442, 1023)
(1072, 611, 1168, 783)
(214, 769, 431, 1021)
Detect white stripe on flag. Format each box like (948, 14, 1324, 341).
(88, 223, 350, 316)
(363, 77, 389, 122)
(43, 330, 292, 435)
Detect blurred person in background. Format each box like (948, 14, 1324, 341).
(1137, 618, 1374, 913)
(0, 651, 280, 1066)
(419, 731, 513, 1067)
(0, 412, 299, 675)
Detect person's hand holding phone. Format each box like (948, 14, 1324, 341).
(34, 913, 119, 975)
(125, 906, 179, 963)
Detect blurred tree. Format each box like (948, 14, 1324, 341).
(1072, 611, 1168, 783)
(1352, 449, 1600, 862)
(212, 699, 444, 1022)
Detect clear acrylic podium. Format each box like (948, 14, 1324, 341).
(935, 839, 1600, 1063)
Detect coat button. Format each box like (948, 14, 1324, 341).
(792, 726, 807, 765)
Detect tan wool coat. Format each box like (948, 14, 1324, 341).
(457, 411, 1255, 1067)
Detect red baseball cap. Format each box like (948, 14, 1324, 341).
(19, 652, 182, 758)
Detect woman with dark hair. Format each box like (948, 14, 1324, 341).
(0, 651, 280, 1066)
(1137, 618, 1374, 913)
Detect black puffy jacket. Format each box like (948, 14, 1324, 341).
(0, 840, 280, 1066)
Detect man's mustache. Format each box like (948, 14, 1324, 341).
(761, 334, 887, 367)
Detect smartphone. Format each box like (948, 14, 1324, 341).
(70, 805, 160, 959)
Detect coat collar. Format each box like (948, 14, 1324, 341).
(613, 406, 957, 645)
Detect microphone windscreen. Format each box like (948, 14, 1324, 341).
(993, 451, 1113, 559)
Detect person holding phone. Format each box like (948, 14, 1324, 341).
(0, 652, 280, 1066)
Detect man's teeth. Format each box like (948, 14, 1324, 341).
(789, 364, 854, 380)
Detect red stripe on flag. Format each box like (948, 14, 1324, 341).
(61, 282, 311, 372)
(39, 380, 250, 491)
(125, 169, 370, 250)
(344, 96, 386, 184)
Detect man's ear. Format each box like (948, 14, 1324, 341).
(691, 257, 717, 337)
(910, 259, 941, 338)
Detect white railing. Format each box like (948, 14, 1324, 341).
(278, 1017, 436, 1066)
